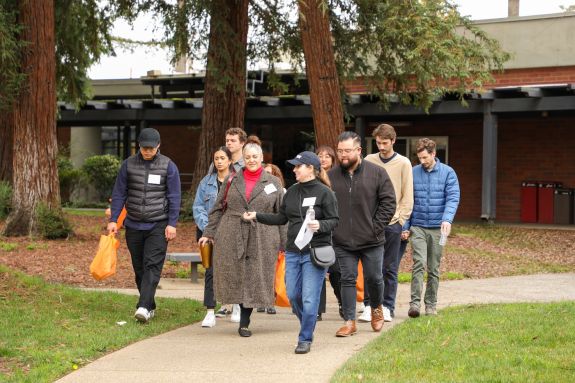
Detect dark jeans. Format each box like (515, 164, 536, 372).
(363, 224, 402, 314)
(125, 221, 169, 311)
(197, 228, 215, 309)
(336, 244, 384, 321)
(318, 260, 342, 314)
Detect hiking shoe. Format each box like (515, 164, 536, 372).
(266, 307, 276, 315)
(425, 307, 437, 316)
(231, 304, 241, 323)
(201, 311, 216, 328)
(215, 307, 229, 318)
(358, 308, 371, 323)
(408, 306, 420, 318)
(134, 307, 151, 323)
(295, 342, 311, 354)
(382, 306, 392, 322)
(238, 327, 252, 337)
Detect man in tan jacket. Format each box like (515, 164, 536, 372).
(361, 124, 413, 322)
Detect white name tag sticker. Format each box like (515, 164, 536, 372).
(302, 197, 316, 207)
(264, 183, 277, 194)
(148, 174, 161, 184)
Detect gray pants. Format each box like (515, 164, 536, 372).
(410, 226, 443, 310)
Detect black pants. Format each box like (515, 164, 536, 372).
(240, 304, 253, 328)
(318, 260, 342, 314)
(363, 223, 402, 313)
(336, 244, 384, 321)
(125, 221, 168, 311)
(197, 228, 216, 309)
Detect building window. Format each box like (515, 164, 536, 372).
(101, 126, 136, 158)
(366, 136, 449, 165)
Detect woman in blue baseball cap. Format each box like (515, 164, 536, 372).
(243, 151, 339, 354)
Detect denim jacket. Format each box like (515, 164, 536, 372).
(192, 172, 220, 232)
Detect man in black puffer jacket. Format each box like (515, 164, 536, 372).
(108, 128, 181, 323)
(328, 131, 396, 337)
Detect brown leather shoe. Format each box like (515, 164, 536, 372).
(371, 305, 384, 332)
(335, 320, 357, 337)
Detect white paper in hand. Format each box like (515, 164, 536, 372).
(294, 208, 314, 250)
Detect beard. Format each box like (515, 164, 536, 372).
(340, 155, 359, 170)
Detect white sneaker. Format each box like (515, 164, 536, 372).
(149, 310, 155, 320)
(357, 302, 365, 313)
(201, 311, 216, 328)
(358, 308, 371, 322)
(230, 304, 241, 323)
(134, 307, 150, 323)
(383, 306, 393, 322)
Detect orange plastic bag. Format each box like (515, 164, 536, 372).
(117, 207, 127, 229)
(274, 251, 290, 307)
(90, 233, 119, 280)
(356, 260, 364, 302)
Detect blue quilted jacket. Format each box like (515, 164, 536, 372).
(404, 159, 460, 230)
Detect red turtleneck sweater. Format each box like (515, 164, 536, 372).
(243, 167, 263, 200)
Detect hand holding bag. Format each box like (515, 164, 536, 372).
(309, 245, 335, 268)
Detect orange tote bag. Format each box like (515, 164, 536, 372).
(274, 251, 290, 307)
(356, 260, 364, 302)
(90, 233, 120, 281)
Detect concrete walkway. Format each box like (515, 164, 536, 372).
(57, 273, 575, 383)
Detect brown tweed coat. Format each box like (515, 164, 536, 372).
(203, 169, 285, 308)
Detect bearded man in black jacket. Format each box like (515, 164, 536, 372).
(328, 131, 396, 337)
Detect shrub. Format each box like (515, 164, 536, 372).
(0, 181, 12, 219)
(57, 154, 82, 203)
(82, 154, 121, 202)
(35, 203, 73, 239)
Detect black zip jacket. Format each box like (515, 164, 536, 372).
(256, 178, 339, 254)
(328, 160, 396, 250)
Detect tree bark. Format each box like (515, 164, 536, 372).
(3, 0, 60, 236)
(189, 0, 249, 196)
(0, 121, 12, 182)
(298, 0, 345, 149)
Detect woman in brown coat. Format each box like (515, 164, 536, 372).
(199, 141, 285, 337)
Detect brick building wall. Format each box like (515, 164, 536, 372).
(345, 65, 575, 93)
(496, 116, 575, 222)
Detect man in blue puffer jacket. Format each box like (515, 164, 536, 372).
(403, 138, 460, 318)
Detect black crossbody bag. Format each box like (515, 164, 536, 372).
(310, 245, 335, 268)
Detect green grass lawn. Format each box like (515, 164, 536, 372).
(333, 302, 575, 383)
(63, 208, 106, 217)
(0, 265, 204, 383)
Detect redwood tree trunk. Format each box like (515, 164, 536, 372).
(189, 0, 249, 196)
(298, 0, 345, 149)
(3, 0, 60, 236)
(0, 121, 12, 182)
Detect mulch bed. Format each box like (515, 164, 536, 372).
(1, 215, 574, 288)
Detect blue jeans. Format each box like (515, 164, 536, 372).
(285, 251, 327, 343)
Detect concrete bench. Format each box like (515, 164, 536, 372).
(166, 252, 202, 283)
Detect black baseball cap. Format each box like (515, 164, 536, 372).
(138, 128, 161, 147)
(286, 151, 321, 170)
